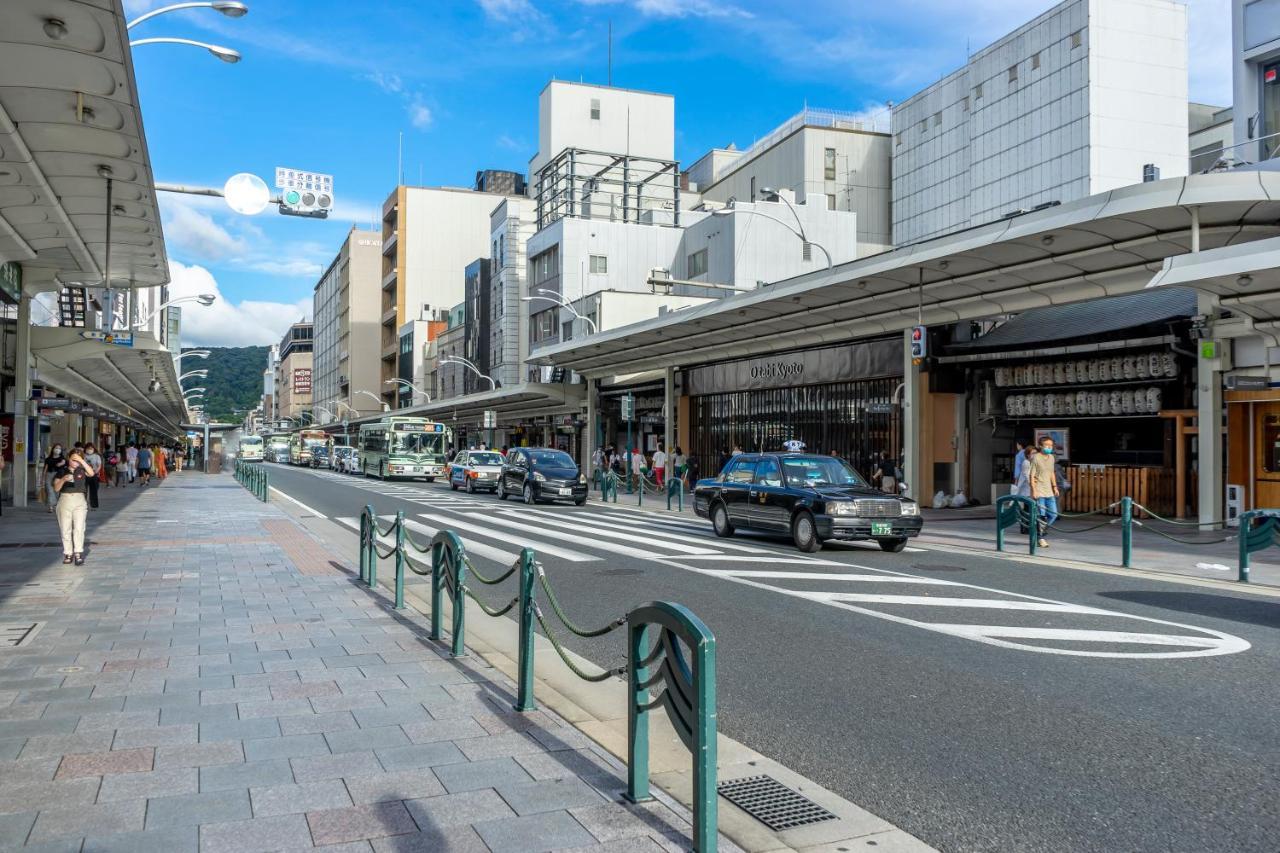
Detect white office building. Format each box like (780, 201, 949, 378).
(488, 198, 535, 389)
(1232, 0, 1280, 163)
(891, 0, 1189, 245)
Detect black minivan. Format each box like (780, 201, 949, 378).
(496, 447, 589, 505)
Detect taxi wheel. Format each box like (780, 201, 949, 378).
(450, 478, 458, 491)
(878, 538, 907, 553)
(466, 478, 476, 494)
(711, 502, 734, 537)
(792, 511, 822, 553)
(523, 483, 535, 505)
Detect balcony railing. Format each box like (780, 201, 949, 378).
(1191, 131, 1280, 174)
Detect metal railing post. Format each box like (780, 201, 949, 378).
(1239, 510, 1254, 584)
(393, 510, 405, 609)
(515, 548, 537, 712)
(359, 510, 368, 583)
(1120, 496, 1133, 568)
(626, 621, 652, 806)
(451, 540, 467, 657)
(430, 538, 444, 641)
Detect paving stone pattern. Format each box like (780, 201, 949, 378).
(0, 473, 695, 851)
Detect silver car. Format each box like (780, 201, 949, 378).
(449, 450, 505, 494)
(331, 445, 357, 474)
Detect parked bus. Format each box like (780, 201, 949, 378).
(289, 429, 329, 465)
(238, 434, 264, 462)
(357, 417, 448, 480)
(266, 433, 291, 463)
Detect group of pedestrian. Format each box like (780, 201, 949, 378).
(593, 443, 693, 490)
(1012, 434, 1068, 548)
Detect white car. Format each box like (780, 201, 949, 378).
(449, 450, 506, 493)
(331, 445, 357, 474)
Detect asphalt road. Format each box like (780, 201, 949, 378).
(265, 463, 1280, 853)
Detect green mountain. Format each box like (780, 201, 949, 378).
(186, 346, 268, 423)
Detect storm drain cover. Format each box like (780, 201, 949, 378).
(717, 775, 837, 831)
(1, 622, 45, 648)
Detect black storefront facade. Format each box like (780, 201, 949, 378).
(678, 337, 903, 479)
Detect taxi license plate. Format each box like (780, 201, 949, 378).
(558, 488, 572, 496)
(871, 522, 893, 537)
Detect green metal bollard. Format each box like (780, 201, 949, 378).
(1120, 496, 1133, 568)
(451, 540, 467, 657)
(626, 622, 653, 806)
(393, 511, 405, 610)
(514, 548, 537, 712)
(638, 480, 644, 506)
(358, 510, 369, 584)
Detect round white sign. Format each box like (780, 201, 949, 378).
(223, 172, 270, 215)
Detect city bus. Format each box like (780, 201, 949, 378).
(238, 434, 264, 462)
(289, 429, 329, 465)
(266, 433, 291, 463)
(357, 417, 449, 480)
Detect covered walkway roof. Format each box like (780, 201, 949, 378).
(532, 172, 1280, 377)
(396, 383, 586, 425)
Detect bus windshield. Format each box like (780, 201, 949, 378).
(393, 432, 444, 456)
(241, 436, 263, 447)
(302, 437, 327, 449)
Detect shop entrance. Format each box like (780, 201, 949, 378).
(1255, 402, 1280, 508)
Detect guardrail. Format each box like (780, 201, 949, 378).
(599, 470, 620, 503)
(233, 459, 269, 502)
(995, 494, 1261, 580)
(356, 506, 718, 850)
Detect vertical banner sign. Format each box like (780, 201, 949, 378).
(621, 393, 635, 422)
(293, 368, 312, 394)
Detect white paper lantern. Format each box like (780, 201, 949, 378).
(1064, 362, 1076, 383)
(1099, 359, 1112, 382)
(1127, 356, 1141, 379)
(1121, 390, 1134, 414)
(1064, 395, 1076, 415)
(1088, 361, 1099, 382)
(1149, 353, 1163, 377)
(1146, 387, 1161, 411)
(1162, 353, 1177, 377)
(1053, 363, 1065, 384)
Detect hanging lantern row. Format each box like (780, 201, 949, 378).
(1005, 387, 1164, 418)
(994, 352, 1177, 388)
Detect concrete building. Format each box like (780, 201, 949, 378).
(379, 185, 521, 408)
(1232, 0, 1280, 163)
(691, 108, 893, 255)
(891, 0, 1189, 245)
(528, 81, 674, 179)
(1190, 103, 1234, 172)
(312, 228, 383, 424)
(396, 317, 442, 408)
(463, 258, 491, 394)
(488, 198, 536, 389)
(262, 345, 277, 425)
(273, 322, 313, 423)
(434, 304, 467, 401)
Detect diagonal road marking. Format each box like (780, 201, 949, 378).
(417, 513, 598, 563)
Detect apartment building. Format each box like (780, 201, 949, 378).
(312, 227, 383, 423)
(488, 198, 535, 389)
(379, 183, 523, 409)
(690, 107, 893, 255)
(891, 0, 1188, 245)
(261, 345, 277, 424)
(272, 322, 313, 422)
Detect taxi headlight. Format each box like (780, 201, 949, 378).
(827, 501, 855, 516)
(900, 501, 919, 516)
(578, 474, 587, 484)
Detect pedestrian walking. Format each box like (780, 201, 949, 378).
(42, 443, 66, 513)
(630, 447, 645, 488)
(1012, 442, 1027, 485)
(137, 444, 153, 486)
(103, 446, 118, 488)
(652, 444, 667, 486)
(1028, 434, 1060, 548)
(53, 448, 94, 565)
(673, 446, 687, 489)
(125, 443, 138, 483)
(83, 443, 102, 509)
(153, 444, 168, 480)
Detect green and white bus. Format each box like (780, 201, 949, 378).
(238, 434, 264, 462)
(357, 417, 449, 480)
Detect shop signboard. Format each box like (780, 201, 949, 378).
(683, 338, 900, 396)
(293, 368, 312, 394)
(866, 402, 895, 414)
(80, 330, 134, 347)
(0, 260, 21, 305)
(1225, 375, 1268, 391)
(483, 410, 497, 429)
(621, 393, 635, 421)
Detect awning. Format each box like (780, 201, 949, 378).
(1146, 235, 1280, 339)
(0, 0, 167, 288)
(532, 172, 1280, 377)
(950, 287, 1198, 350)
(396, 383, 586, 426)
(31, 326, 186, 437)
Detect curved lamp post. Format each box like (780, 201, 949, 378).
(127, 1, 248, 29)
(713, 193, 833, 271)
(384, 379, 432, 405)
(133, 294, 216, 329)
(174, 350, 211, 365)
(354, 390, 390, 413)
(521, 288, 598, 334)
(178, 370, 208, 382)
(128, 37, 242, 62)
(440, 356, 496, 391)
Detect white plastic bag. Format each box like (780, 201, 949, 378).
(932, 490, 949, 509)
(950, 491, 968, 508)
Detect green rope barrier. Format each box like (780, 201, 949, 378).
(534, 607, 626, 683)
(536, 564, 626, 638)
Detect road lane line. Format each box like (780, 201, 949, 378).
(269, 487, 326, 519)
(801, 593, 1110, 614)
(507, 509, 765, 554)
(463, 512, 718, 559)
(670, 555, 848, 565)
(402, 518, 522, 565)
(417, 513, 598, 563)
(932, 625, 1228, 648)
(701, 570, 961, 583)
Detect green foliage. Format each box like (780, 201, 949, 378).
(186, 346, 268, 423)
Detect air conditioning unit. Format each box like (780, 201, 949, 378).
(978, 381, 997, 418)
(1226, 484, 1245, 528)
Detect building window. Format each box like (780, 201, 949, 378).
(590, 98, 600, 120)
(1031, 51, 1041, 70)
(895, 131, 903, 146)
(749, 176, 756, 201)
(823, 147, 836, 180)
(1070, 30, 1082, 49)
(531, 309, 557, 344)
(974, 82, 983, 100)
(933, 111, 942, 127)
(826, 193, 836, 210)
(919, 119, 926, 135)
(562, 321, 574, 341)
(961, 96, 970, 111)
(688, 248, 708, 278)
(1008, 64, 1018, 83)
(589, 254, 608, 274)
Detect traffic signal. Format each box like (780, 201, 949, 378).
(279, 187, 333, 219)
(910, 325, 927, 362)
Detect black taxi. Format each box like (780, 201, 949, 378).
(693, 453, 923, 552)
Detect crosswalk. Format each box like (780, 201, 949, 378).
(312, 470, 1250, 661)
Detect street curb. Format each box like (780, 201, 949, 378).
(274, 493, 938, 853)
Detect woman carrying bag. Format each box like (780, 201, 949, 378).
(53, 448, 94, 565)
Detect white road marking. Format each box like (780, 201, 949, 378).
(417, 513, 597, 563)
(490, 510, 724, 556)
(517, 507, 781, 554)
(402, 518, 523, 566)
(269, 487, 326, 519)
(671, 555, 848, 566)
(471, 511, 722, 558)
(798, 592, 1111, 614)
(702, 570, 961, 584)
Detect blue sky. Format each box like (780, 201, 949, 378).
(126, 0, 1231, 347)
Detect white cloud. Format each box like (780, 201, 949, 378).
(159, 194, 330, 280)
(408, 98, 434, 129)
(164, 198, 247, 259)
(632, 0, 750, 18)
(365, 71, 405, 94)
(168, 261, 311, 348)
(477, 0, 538, 20)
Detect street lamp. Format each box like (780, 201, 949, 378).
(127, 1, 248, 28)
(713, 193, 833, 271)
(128, 37, 242, 63)
(182, 386, 207, 396)
(174, 350, 211, 365)
(383, 379, 432, 405)
(439, 356, 496, 391)
(133, 294, 216, 329)
(178, 370, 208, 382)
(355, 390, 390, 413)
(521, 288, 598, 334)
(313, 404, 335, 423)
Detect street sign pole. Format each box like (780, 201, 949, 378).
(484, 410, 496, 451)
(622, 393, 634, 494)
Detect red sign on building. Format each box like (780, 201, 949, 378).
(293, 368, 312, 394)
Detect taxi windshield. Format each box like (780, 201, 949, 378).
(470, 452, 504, 466)
(781, 457, 868, 488)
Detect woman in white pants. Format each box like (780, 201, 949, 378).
(53, 449, 94, 566)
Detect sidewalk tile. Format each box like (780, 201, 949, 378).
(370, 826, 489, 852)
(400, 717, 487, 745)
(457, 732, 547, 761)
(17, 731, 114, 759)
(199, 717, 282, 743)
(199, 812, 312, 853)
(0, 811, 36, 847)
(82, 824, 199, 853)
(279, 710, 359, 736)
(56, 746, 154, 779)
(97, 766, 198, 802)
(145, 788, 252, 829)
(326, 726, 411, 754)
(434, 757, 534, 793)
(74, 710, 160, 733)
(402, 788, 516, 828)
(472, 810, 596, 853)
(110, 722, 198, 750)
(0, 756, 60, 787)
(292, 750, 382, 782)
(352, 705, 431, 728)
(199, 758, 295, 792)
(374, 741, 466, 771)
(249, 779, 352, 817)
(496, 779, 607, 815)
(306, 801, 417, 845)
(244, 733, 331, 761)
(28, 799, 146, 843)
(155, 739, 243, 769)
(568, 801, 690, 843)
(344, 768, 445, 804)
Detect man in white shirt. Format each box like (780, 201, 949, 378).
(651, 446, 668, 486)
(630, 448, 645, 487)
(125, 444, 138, 483)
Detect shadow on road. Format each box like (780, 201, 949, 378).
(1098, 590, 1280, 629)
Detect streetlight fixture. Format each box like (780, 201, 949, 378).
(174, 350, 211, 365)
(383, 379, 432, 405)
(440, 356, 497, 391)
(521, 288, 598, 333)
(127, 1, 248, 29)
(133, 294, 216, 329)
(128, 37, 242, 63)
(178, 370, 208, 382)
(355, 390, 390, 413)
(182, 386, 207, 395)
(713, 193, 833, 271)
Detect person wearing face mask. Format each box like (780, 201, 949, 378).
(42, 443, 67, 513)
(83, 443, 103, 510)
(1028, 435, 1060, 548)
(53, 448, 94, 565)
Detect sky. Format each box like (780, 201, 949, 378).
(125, 0, 1233, 348)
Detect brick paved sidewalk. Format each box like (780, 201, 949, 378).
(0, 474, 694, 852)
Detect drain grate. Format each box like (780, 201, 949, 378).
(1, 622, 45, 648)
(717, 775, 837, 831)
